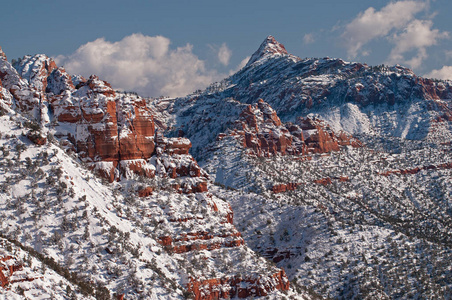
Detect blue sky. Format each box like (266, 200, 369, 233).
(1, 0, 451, 97)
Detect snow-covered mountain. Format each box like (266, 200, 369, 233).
(0, 33, 452, 300)
(0, 46, 306, 299)
(163, 35, 452, 155)
(154, 36, 452, 299)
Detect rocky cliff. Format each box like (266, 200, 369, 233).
(2, 53, 208, 190)
(0, 46, 297, 299)
(164, 35, 452, 154)
(2, 33, 452, 299)
(229, 98, 361, 157)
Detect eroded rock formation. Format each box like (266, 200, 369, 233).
(231, 99, 361, 157)
(186, 269, 290, 300)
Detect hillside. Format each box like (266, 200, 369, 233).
(161, 36, 452, 156)
(0, 46, 308, 299)
(0, 33, 452, 300)
(152, 36, 452, 299)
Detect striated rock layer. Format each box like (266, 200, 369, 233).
(0, 50, 209, 190)
(0, 52, 205, 186)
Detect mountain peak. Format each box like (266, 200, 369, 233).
(246, 35, 288, 67)
(0, 46, 6, 60)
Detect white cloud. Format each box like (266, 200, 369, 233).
(229, 56, 251, 76)
(342, 1, 428, 58)
(387, 20, 448, 68)
(54, 33, 223, 97)
(445, 50, 452, 60)
(218, 43, 232, 66)
(237, 56, 251, 70)
(303, 33, 315, 44)
(425, 66, 452, 80)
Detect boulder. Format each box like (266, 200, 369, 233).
(137, 187, 154, 197)
(27, 131, 47, 145)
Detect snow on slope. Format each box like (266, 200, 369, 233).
(150, 36, 452, 299)
(0, 237, 93, 300)
(211, 141, 452, 298)
(159, 37, 452, 165)
(2, 34, 452, 299)
(0, 50, 313, 299)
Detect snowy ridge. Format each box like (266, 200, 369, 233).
(165, 42, 452, 160)
(0, 48, 310, 299)
(245, 35, 290, 67)
(156, 36, 452, 298)
(1, 34, 452, 299)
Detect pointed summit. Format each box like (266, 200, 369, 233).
(0, 46, 6, 60)
(246, 35, 288, 67)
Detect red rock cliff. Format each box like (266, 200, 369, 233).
(187, 269, 290, 300)
(231, 99, 361, 157)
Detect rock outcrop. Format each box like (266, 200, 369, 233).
(48, 73, 205, 185)
(0, 53, 208, 189)
(272, 182, 301, 193)
(187, 269, 290, 300)
(379, 162, 452, 176)
(235, 99, 305, 156)
(0, 54, 42, 121)
(0, 255, 41, 288)
(157, 193, 243, 254)
(0, 47, 7, 60)
(137, 186, 154, 197)
(26, 131, 47, 145)
(13, 54, 58, 94)
(0, 47, 6, 60)
(272, 176, 350, 193)
(46, 67, 75, 95)
(299, 117, 362, 153)
(231, 99, 361, 157)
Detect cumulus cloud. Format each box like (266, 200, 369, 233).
(54, 33, 224, 97)
(303, 33, 315, 45)
(218, 43, 232, 66)
(342, 1, 427, 58)
(387, 20, 449, 68)
(425, 66, 452, 80)
(229, 56, 251, 76)
(445, 50, 452, 60)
